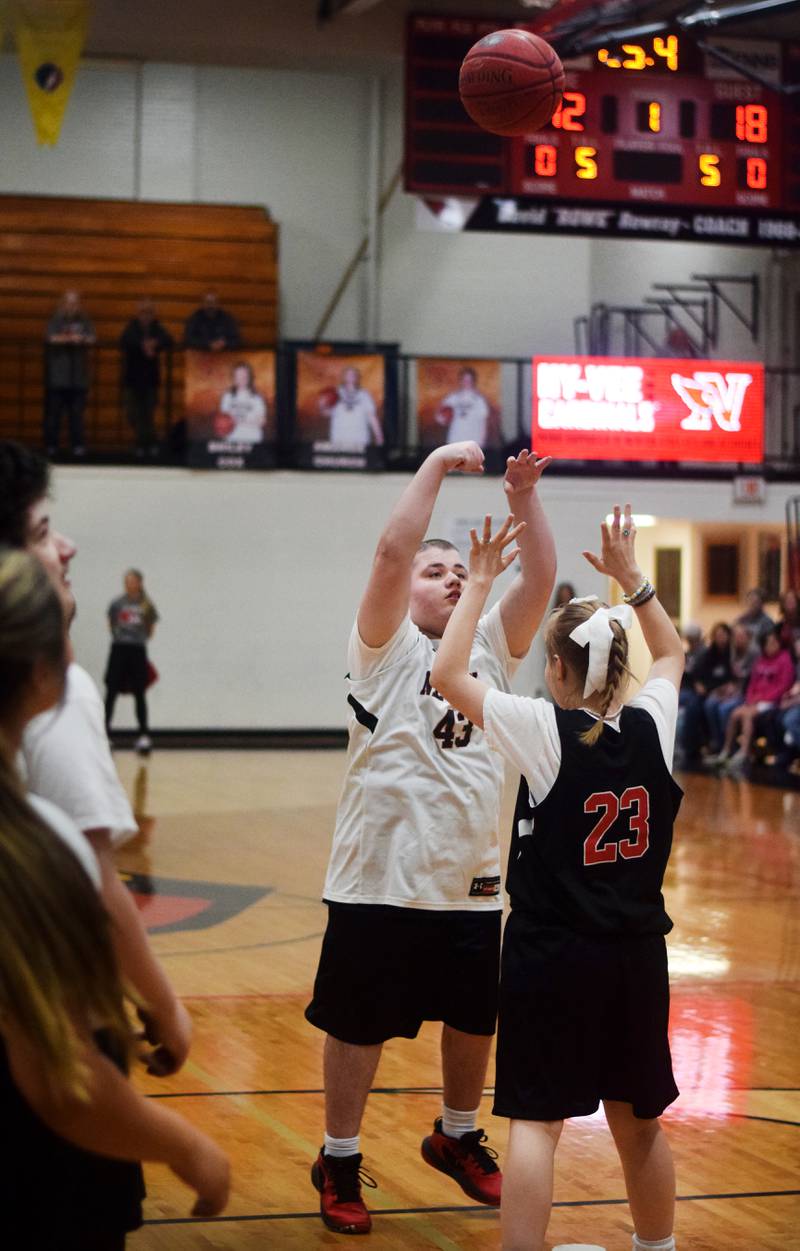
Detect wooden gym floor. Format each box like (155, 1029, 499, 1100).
(113, 750, 800, 1250)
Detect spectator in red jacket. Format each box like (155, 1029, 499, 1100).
(712, 629, 796, 772)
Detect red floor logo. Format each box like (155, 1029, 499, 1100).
(121, 872, 271, 933)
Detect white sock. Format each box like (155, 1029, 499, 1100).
(324, 1133, 360, 1158)
(441, 1105, 480, 1139)
(633, 1236, 675, 1251)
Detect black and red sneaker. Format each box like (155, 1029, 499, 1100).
(311, 1149, 377, 1234)
(421, 1118, 502, 1207)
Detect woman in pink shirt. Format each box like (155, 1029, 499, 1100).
(713, 629, 796, 771)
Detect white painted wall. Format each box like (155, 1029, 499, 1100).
(0, 54, 770, 361)
(54, 465, 797, 729)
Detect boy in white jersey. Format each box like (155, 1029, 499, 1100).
(306, 440, 556, 1234)
(437, 367, 491, 446)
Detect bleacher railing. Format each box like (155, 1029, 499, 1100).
(0, 341, 796, 473)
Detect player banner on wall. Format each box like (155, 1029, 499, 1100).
(293, 349, 388, 470)
(185, 349, 277, 470)
(416, 358, 503, 449)
(532, 355, 764, 464)
(14, 0, 90, 146)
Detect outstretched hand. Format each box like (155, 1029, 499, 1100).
(469, 514, 526, 584)
(582, 504, 643, 588)
(503, 448, 552, 496)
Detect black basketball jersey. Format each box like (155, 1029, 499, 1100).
(508, 704, 683, 935)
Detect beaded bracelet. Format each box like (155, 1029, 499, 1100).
(622, 578, 651, 605)
(631, 585, 656, 608)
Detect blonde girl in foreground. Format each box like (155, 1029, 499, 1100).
(431, 505, 685, 1251)
(0, 547, 229, 1250)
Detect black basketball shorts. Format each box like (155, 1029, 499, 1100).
(494, 912, 679, 1122)
(305, 901, 502, 1045)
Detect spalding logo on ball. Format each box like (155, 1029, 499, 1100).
(459, 29, 565, 137)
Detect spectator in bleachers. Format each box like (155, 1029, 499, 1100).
(703, 622, 757, 756)
(44, 290, 96, 458)
(777, 588, 800, 649)
(776, 637, 800, 770)
(679, 622, 733, 763)
(552, 581, 576, 608)
(735, 587, 775, 642)
(120, 299, 174, 457)
(710, 629, 795, 772)
(183, 291, 241, 352)
(675, 623, 707, 766)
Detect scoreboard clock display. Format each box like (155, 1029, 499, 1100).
(406, 14, 800, 245)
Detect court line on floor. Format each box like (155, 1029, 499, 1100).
(142, 1188, 800, 1226)
(731, 1114, 800, 1128)
(147, 1084, 794, 1101)
(155, 932, 325, 957)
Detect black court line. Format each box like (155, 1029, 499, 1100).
(142, 1189, 800, 1226)
(156, 932, 325, 958)
(148, 1084, 800, 1102)
(731, 1114, 800, 1128)
(147, 1086, 468, 1099)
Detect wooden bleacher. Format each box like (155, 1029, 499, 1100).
(0, 195, 278, 453)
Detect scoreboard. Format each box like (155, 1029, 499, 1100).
(406, 14, 800, 245)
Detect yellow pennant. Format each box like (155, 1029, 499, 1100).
(14, 0, 90, 145)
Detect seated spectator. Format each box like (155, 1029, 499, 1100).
(678, 622, 732, 763)
(675, 623, 706, 764)
(183, 291, 241, 352)
(552, 581, 576, 609)
(735, 587, 775, 643)
(703, 622, 757, 755)
(44, 289, 96, 458)
(120, 299, 173, 457)
(776, 637, 800, 770)
(777, 589, 800, 649)
(711, 629, 796, 772)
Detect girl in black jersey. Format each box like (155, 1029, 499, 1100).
(431, 505, 685, 1251)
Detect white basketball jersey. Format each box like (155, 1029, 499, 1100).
(323, 603, 518, 911)
(330, 389, 376, 449)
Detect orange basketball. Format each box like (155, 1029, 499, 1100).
(318, 386, 339, 411)
(213, 412, 235, 438)
(459, 29, 564, 137)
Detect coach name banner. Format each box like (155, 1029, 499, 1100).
(532, 356, 764, 465)
(461, 196, 800, 247)
(185, 350, 277, 470)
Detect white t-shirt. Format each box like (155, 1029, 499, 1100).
(442, 387, 490, 445)
(21, 663, 138, 847)
(27, 793, 102, 890)
(323, 602, 520, 910)
(220, 389, 267, 443)
(329, 388, 378, 449)
(483, 677, 679, 806)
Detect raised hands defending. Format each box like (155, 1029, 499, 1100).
(582, 503, 644, 594)
(468, 514, 527, 585)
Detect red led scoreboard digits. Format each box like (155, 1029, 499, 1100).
(405, 14, 800, 240)
(512, 34, 784, 211)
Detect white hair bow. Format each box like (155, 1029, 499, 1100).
(568, 596, 633, 697)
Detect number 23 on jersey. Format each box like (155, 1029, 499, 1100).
(583, 786, 650, 866)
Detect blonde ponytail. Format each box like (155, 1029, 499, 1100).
(545, 601, 632, 745)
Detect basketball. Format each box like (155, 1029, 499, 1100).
(458, 29, 565, 137)
(213, 411, 235, 438)
(318, 386, 339, 411)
